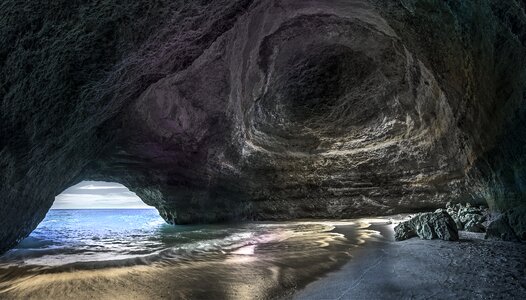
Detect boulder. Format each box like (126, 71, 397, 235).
(395, 211, 459, 241)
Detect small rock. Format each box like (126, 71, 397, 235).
(453, 216, 464, 231)
(464, 219, 485, 233)
(460, 213, 484, 225)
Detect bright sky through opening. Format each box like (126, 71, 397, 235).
(52, 181, 153, 209)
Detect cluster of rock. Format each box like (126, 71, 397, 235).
(395, 203, 525, 242)
(443, 202, 488, 233)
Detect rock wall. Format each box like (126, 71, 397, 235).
(1, 0, 525, 253)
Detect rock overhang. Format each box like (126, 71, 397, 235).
(1, 0, 525, 253)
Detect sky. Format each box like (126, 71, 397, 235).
(51, 181, 154, 209)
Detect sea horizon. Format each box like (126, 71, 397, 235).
(49, 207, 157, 210)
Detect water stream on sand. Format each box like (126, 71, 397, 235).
(0, 209, 390, 299)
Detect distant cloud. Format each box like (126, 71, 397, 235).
(52, 181, 153, 209)
(78, 184, 125, 190)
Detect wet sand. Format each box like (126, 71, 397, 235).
(0, 220, 377, 300)
(1, 217, 525, 299)
(293, 223, 526, 299)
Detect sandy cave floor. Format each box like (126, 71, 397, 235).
(292, 223, 526, 300)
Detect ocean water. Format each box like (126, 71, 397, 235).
(1, 209, 175, 266)
(0, 209, 388, 299)
(2, 209, 346, 267)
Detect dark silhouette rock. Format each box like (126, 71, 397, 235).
(464, 219, 485, 233)
(506, 206, 526, 241)
(485, 214, 520, 242)
(483, 207, 526, 242)
(1, 0, 526, 253)
(394, 222, 417, 241)
(395, 211, 459, 241)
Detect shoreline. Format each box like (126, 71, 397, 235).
(292, 223, 526, 299)
(1, 217, 524, 299)
(0, 219, 370, 300)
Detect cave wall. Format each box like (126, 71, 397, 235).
(1, 0, 525, 253)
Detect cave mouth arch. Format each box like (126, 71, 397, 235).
(8, 181, 168, 265)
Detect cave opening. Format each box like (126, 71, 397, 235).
(6, 181, 167, 265)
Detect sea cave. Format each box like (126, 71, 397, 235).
(1, 0, 525, 299)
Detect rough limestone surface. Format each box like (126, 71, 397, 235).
(445, 202, 488, 233)
(394, 211, 459, 241)
(485, 214, 520, 242)
(507, 206, 526, 240)
(1, 0, 526, 252)
(393, 222, 417, 241)
(484, 206, 526, 241)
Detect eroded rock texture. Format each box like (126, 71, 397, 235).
(394, 211, 459, 241)
(1, 0, 526, 252)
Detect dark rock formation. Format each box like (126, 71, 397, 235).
(507, 206, 526, 240)
(485, 206, 526, 241)
(445, 202, 488, 233)
(394, 211, 459, 241)
(393, 221, 416, 241)
(1, 0, 526, 252)
(485, 214, 520, 242)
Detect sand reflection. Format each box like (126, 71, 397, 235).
(0, 219, 392, 299)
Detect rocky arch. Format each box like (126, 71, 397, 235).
(1, 0, 526, 253)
